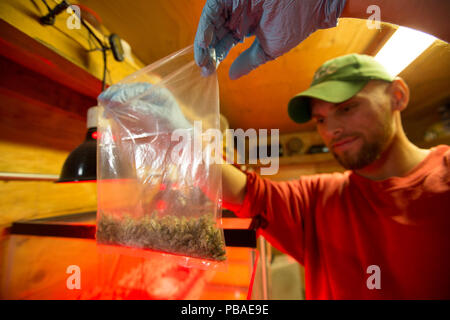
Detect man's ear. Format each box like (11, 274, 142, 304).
(389, 77, 410, 112)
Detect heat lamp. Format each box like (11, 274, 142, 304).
(57, 106, 98, 183)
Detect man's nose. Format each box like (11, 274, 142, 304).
(324, 118, 343, 140)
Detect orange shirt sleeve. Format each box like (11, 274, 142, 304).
(235, 171, 319, 264)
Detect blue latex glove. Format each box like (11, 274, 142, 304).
(98, 83, 192, 132)
(194, 0, 347, 79)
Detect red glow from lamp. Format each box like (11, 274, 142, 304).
(156, 200, 167, 211)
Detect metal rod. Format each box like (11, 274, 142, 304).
(0, 172, 59, 181)
(259, 236, 269, 300)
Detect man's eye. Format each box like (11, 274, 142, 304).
(316, 118, 324, 124)
(342, 103, 357, 112)
(341, 105, 351, 112)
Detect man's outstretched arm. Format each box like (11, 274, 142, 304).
(221, 163, 247, 212)
(194, 0, 449, 79)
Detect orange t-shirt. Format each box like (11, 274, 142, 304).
(236, 145, 450, 299)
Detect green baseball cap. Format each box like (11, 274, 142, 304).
(288, 54, 395, 123)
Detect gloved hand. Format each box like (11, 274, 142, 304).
(98, 82, 193, 134)
(98, 83, 209, 191)
(194, 0, 347, 79)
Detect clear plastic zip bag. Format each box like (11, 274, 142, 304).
(95, 45, 225, 269)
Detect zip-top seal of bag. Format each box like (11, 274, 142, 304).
(95, 45, 226, 269)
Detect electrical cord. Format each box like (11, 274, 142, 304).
(39, 0, 109, 91)
(40, 0, 52, 12)
(79, 16, 108, 90)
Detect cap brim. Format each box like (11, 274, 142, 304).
(288, 80, 369, 123)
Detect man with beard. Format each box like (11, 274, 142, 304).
(218, 54, 450, 299)
(194, 0, 450, 299)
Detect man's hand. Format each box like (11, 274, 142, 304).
(194, 0, 347, 80)
(98, 82, 192, 133)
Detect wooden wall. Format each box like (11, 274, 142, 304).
(0, 54, 99, 226)
(233, 130, 345, 181)
(0, 0, 144, 227)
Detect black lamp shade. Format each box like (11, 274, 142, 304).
(57, 127, 97, 183)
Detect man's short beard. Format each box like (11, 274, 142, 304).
(332, 122, 393, 171)
(333, 138, 384, 170)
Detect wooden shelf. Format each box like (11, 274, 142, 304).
(7, 211, 257, 248)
